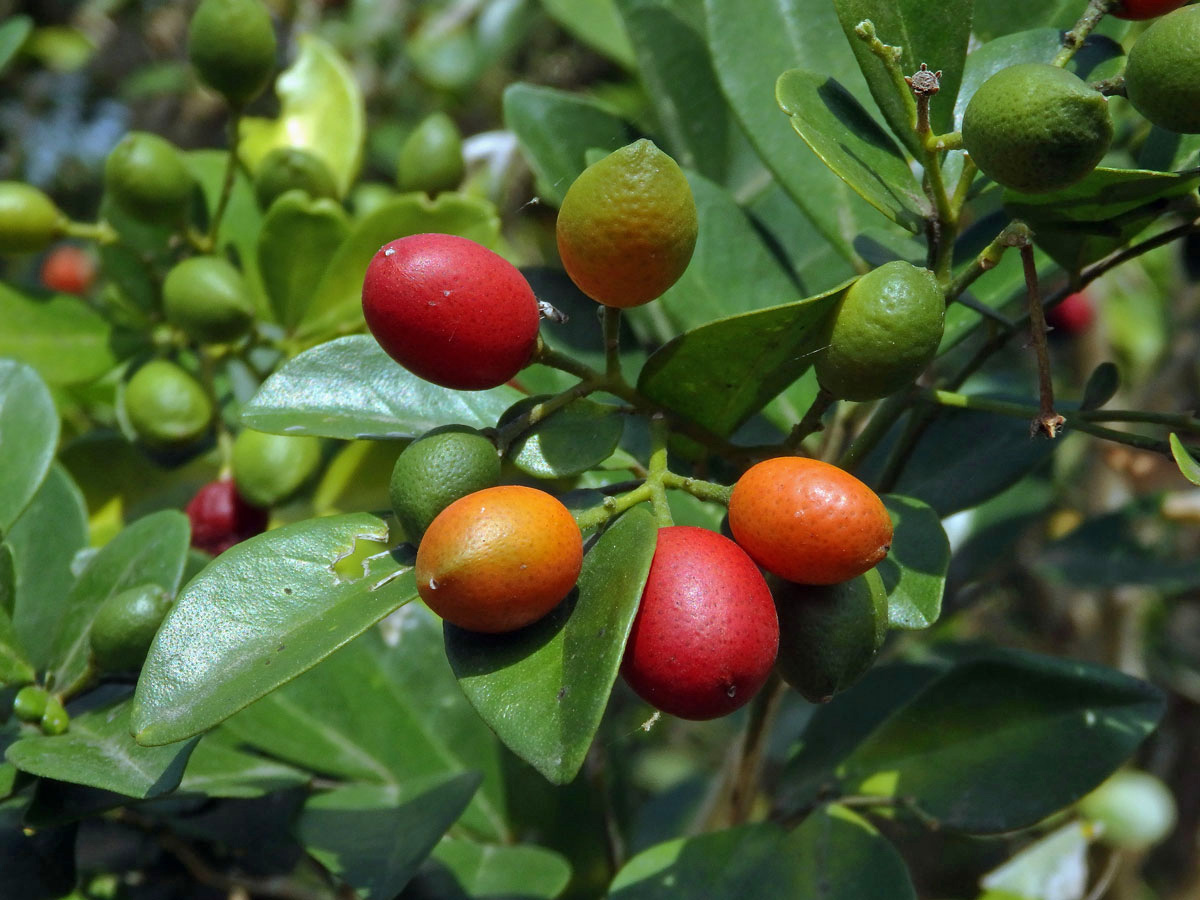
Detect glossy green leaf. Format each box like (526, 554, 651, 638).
(777, 69, 924, 231)
(980, 821, 1092, 900)
(840, 648, 1165, 832)
(0, 359, 58, 532)
(833, 0, 972, 149)
(637, 281, 849, 437)
(0, 603, 33, 686)
(540, 0, 634, 68)
(296, 192, 501, 341)
(423, 839, 573, 900)
(0, 286, 119, 386)
(242, 336, 522, 440)
(132, 513, 416, 746)
(503, 84, 634, 207)
(5, 695, 198, 798)
(973, 2, 1084, 41)
(1170, 434, 1200, 487)
(224, 619, 508, 841)
(258, 192, 350, 330)
(240, 35, 365, 197)
(50, 509, 189, 692)
(1138, 127, 1200, 173)
(6, 464, 86, 670)
(501, 396, 625, 479)
(298, 774, 481, 899)
(878, 494, 948, 630)
(446, 506, 658, 783)
(0, 16, 32, 76)
(176, 731, 309, 799)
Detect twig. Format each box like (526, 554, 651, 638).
(1054, 0, 1119, 68)
(1020, 242, 1065, 438)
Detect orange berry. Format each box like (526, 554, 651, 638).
(40, 244, 96, 295)
(728, 457, 892, 585)
(415, 485, 582, 633)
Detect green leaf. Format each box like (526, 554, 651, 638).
(840, 648, 1165, 833)
(296, 192, 501, 341)
(298, 774, 481, 899)
(239, 35, 365, 197)
(972, 6, 1123, 45)
(6, 464, 86, 670)
(242, 336, 522, 440)
(637, 281, 849, 437)
(258, 192, 350, 330)
(503, 84, 635, 207)
(1081, 362, 1120, 411)
(776, 69, 925, 232)
(0, 603, 33, 686)
(423, 839, 573, 900)
(833, 0, 972, 149)
(176, 730, 309, 799)
(5, 695, 198, 798)
(878, 495, 948, 630)
(224, 619, 509, 841)
(0, 359, 58, 533)
(0, 16, 32, 76)
(131, 513, 416, 746)
(1170, 434, 1200, 487)
(501, 396, 625, 479)
(0, 285, 120, 386)
(50, 509, 189, 692)
(540, 0, 634, 68)
(980, 821, 1093, 900)
(1138, 127, 1200, 172)
(446, 506, 657, 784)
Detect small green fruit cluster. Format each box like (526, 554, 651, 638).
(124, 359, 213, 450)
(12, 686, 69, 735)
(187, 0, 277, 107)
(0, 182, 66, 253)
(90, 583, 172, 672)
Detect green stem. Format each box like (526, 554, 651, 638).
(1053, 0, 1118, 68)
(727, 673, 786, 826)
(495, 378, 598, 453)
(1020, 242, 1065, 438)
(836, 391, 913, 474)
(573, 484, 653, 532)
(63, 219, 119, 244)
(647, 415, 673, 527)
(207, 111, 243, 246)
(785, 387, 836, 453)
(854, 21, 919, 135)
(661, 472, 733, 506)
(56, 661, 97, 703)
(946, 220, 1027, 302)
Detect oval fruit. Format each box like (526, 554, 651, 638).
(729, 456, 892, 585)
(361, 233, 540, 390)
(1125, 6, 1200, 134)
(124, 359, 213, 448)
(40, 244, 96, 294)
(89, 583, 172, 671)
(621, 526, 779, 720)
(416, 485, 582, 633)
(962, 63, 1112, 193)
(163, 256, 256, 344)
(815, 260, 944, 402)
(12, 686, 49, 722)
(390, 427, 501, 543)
(232, 429, 323, 507)
(254, 146, 338, 209)
(187, 0, 277, 106)
(105, 132, 195, 224)
(186, 479, 270, 555)
(396, 112, 465, 195)
(1078, 770, 1177, 850)
(556, 139, 698, 308)
(1113, 0, 1189, 19)
(0, 183, 65, 253)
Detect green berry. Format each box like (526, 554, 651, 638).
(0, 182, 65, 253)
(90, 584, 172, 672)
(1078, 770, 1177, 850)
(187, 0, 277, 106)
(124, 359, 214, 448)
(390, 427, 501, 543)
(13, 685, 49, 723)
(104, 132, 195, 225)
(163, 256, 256, 344)
(40, 696, 69, 735)
(1125, 6, 1200, 134)
(254, 147, 339, 209)
(232, 430, 324, 507)
(396, 112, 465, 195)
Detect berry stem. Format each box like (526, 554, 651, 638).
(854, 20, 921, 154)
(573, 484, 653, 532)
(727, 673, 786, 826)
(63, 219, 119, 244)
(784, 387, 836, 454)
(603, 307, 622, 378)
(945, 220, 1028, 303)
(1053, 0, 1119, 68)
(207, 111, 243, 246)
(660, 472, 733, 506)
(646, 414, 674, 527)
(1020, 241, 1066, 438)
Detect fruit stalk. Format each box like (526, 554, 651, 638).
(1020, 242, 1066, 437)
(646, 414, 673, 527)
(603, 307, 622, 377)
(1054, 0, 1120, 68)
(784, 386, 835, 453)
(207, 113, 243, 245)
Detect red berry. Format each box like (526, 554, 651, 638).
(40, 244, 96, 295)
(1047, 291, 1096, 336)
(361, 233, 540, 391)
(621, 526, 779, 720)
(185, 479, 269, 555)
(1112, 0, 1188, 19)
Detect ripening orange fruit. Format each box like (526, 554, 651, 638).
(415, 485, 583, 633)
(728, 457, 892, 585)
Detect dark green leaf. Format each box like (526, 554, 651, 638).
(973, 6, 1127, 44)
(132, 513, 417, 746)
(1137, 127, 1200, 172)
(0, 285, 120, 386)
(0, 16, 32, 75)
(50, 509, 189, 693)
(258, 192, 350, 330)
(0, 360, 58, 532)
(423, 839, 573, 900)
(446, 506, 657, 783)
(502, 396, 625, 479)
(242, 336, 522, 440)
(540, 0, 634, 67)
(5, 696, 198, 798)
(298, 774, 481, 899)
(637, 281, 848, 437)
(1170, 434, 1200, 487)
(840, 648, 1165, 832)
(176, 731, 309, 798)
(1081, 362, 1120, 410)
(878, 495, 948, 630)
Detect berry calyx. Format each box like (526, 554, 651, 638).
(728, 457, 892, 585)
(390, 427, 501, 543)
(1124, 6, 1200, 134)
(104, 132, 195, 225)
(556, 139, 698, 308)
(231, 430, 323, 508)
(396, 112, 465, 196)
(621, 526, 778, 720)
(40, 244, 96, 295)
(187, 0, 277, 107)
(186, 479, 270, 555)
(0, 182, 66, 253)
(361, 233, 540, 391)
(1112, 0, 1189, 19)
(416, 485, 582, 633)
(254, 147, 338, 209)
(123, 360, 213, 449)
(89, 583, 172, 672)
(162, 256, 256, 344)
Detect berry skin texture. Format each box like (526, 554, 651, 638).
(621, 526, 779, 721)
(89, 583, 172, 672)
(186, 479, 270, 555)
(163, 256, 256, 344)
(124, 360, 214, 449)
(1125, 6, 1200, 134)
(729, 457, 892, 585)
(962, 63, 1112, 194)
(1113, 0, 1188, 19)
(416, 485, 582, 633)
(105, 132, 195, 224)
(187, 0, 277, 106)
(556, 139, 698, 308)
(816, 260, 945, 402)
(362, 233, 540, 391)
(41, 245, 96, 295)
(0, 182, 65, 253)
(232, 429, 323, 507)
(390, 427, 501, 543)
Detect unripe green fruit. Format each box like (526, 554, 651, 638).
(105, 132, 195, 224)
(962, 63, 1112, 194)
(187, 0, 277, 106)
(124, 359, 213, 448)
(815, 261, 944, 402)
(254, 147, 339, 209)
(40, 696, 69, 735)
(390, 427, 501, 543)
(89, 583, 171, 671)
(163, 256, 256, 344)
(13, 685, 49, 723)
(1125, 6, 1200, 134)
(232, 430, 324, 507)
(1078, 770, 1177, 850)
(0, 182, 65, 253)
(772, 568, 887, 703)
(396, 112, 466, 195)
